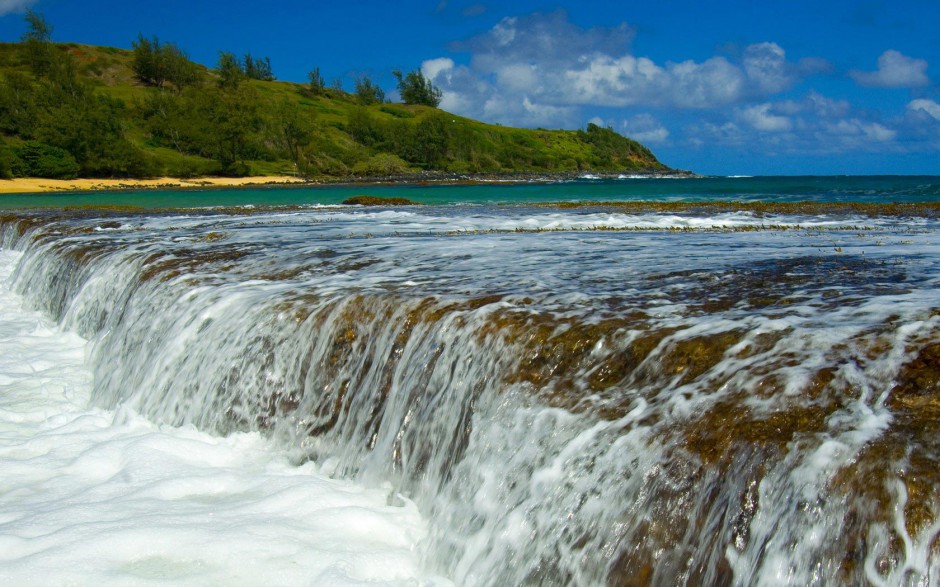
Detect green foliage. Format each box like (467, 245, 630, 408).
(243, 53, 274, 81)
(132, 35, 199, 91)
(354, 76, 384, 105)
(13, 141, 80, 179)
(216, 52, 244, 89)
(393, 69, 441, 107)
(577, 123, 658, 169)
(22, 10, 52, 43)
(196, 85, 264, 167)
(347, 107, 382, 146)
(269, 97, 314, 172)
(0, 71, 37, 136)
(21, 10, 55, 78)
(307, 67, 325, 95)
(380, 105, 415, 119)
(351, 153, 413, 176)
(0, 140, 15, 179)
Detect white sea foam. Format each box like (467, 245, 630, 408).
(129, 207, 915, 241)
(0, 250, 435, 586)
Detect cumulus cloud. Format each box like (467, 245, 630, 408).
(908, 98, 940, 121)
(562, 53, 751, 109)
(420, 10, 923, 159)
(458, 10, 635, 69)
(0, 0, 37, 15)
(621, 113, 670, 143)
(684, 90, 908, 155)
(902, 99, 940, 149)
(425, 11, 816, 128)
(823, 119, 896, 143)
(743, 43, 794, 94)
(849, 50, 929, 88)
(422, 58, 456, 82)
(738, 103, 792, 132)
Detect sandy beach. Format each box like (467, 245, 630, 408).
(0, 176, 309, 194)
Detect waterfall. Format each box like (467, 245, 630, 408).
(2, 207, 939, 586)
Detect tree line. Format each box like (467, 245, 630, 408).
(0, 11, 661, 180)
(0, 12, 444, 179)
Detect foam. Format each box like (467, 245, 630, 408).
(0, 250, 434, 586)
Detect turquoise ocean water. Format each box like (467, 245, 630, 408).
(2, 175, 940, 209)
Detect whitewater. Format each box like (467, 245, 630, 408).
(0, 249, 433, 586)
(2, 178, 940, 586)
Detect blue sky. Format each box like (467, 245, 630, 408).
(1, 0, 938, 175)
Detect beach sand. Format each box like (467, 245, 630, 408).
(0, 176, 308, 194)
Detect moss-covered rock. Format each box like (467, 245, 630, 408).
(341, 195, 419, 206)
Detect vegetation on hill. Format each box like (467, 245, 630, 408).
(0, 12, 671, 180)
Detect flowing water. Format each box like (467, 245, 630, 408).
(1, 177, 940, 585)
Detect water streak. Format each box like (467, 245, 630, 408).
(2, 201, 939, 585)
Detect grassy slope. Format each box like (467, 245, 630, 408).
(0, 42, 674, 178)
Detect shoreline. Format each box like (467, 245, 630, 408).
(0, 175, 308, 195)
(0, 169, 697, 195)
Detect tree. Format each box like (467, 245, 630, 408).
(13, 141, 80, 179)
(21, 10, 55, 78)
(216, 52, 244, 89)
(132, 35, 158, 86)
(243, 53, 274, 81)
(132, 35, 199, 91)
(0, 71, 38, 136)
(196, 85, 263, 173)
(347, 106, 383, 146)
(354, 75, 385, 105)
(269, 98, 314, 173)
(393, 69, 442, 107)
(307, 67, 325, 95)
(162, 45, 200, 91)
(413, 113, 449, 166)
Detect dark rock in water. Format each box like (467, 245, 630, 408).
(341, 195, 418, 206)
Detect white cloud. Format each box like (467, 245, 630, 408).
(621, 113, 670, 143)
(850, 50, 929, 88)
(478, 93, 579, 128)
(823, 119, 896, 142)
(739, 103, 792, 132)
(421, 58, 455, 82)
(418, 10, 928, 160)
(683, 90, 908, 155)
(461, 10, 635, 69)
(743, 42, 793, 94)
(0, 0, 37, 16)
(803, 91, 852, 118)
(908, 99, 940, 121)
(425, 11, 816, 128)
(688, 121, 749, 147)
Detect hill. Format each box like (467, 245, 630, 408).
(0, 39, 676, 181)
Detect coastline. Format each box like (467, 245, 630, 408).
(0, 169, 697, 195)
(0, 176, 308, 194)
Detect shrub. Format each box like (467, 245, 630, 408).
(0, 145, 15, 179)
(220, 160, 250, 177)
(351, 153, 411, 176)
(14, 141, 80, 179)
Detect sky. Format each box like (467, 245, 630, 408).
(1, 0, 938, 176)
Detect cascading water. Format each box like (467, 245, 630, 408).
(2, 201, 939, 586)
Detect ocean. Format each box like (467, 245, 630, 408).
(1, 175, 939, 585)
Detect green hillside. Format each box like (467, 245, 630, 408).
(0, 37, 673, 181)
